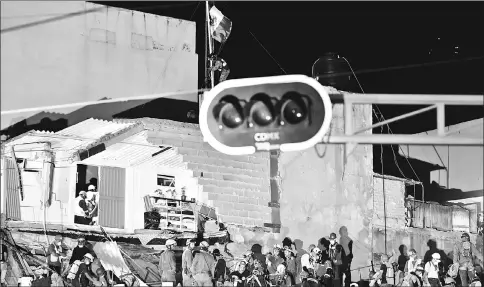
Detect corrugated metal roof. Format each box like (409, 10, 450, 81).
(3, 133, 90, 152)
(57, 118, 135, 139)
(81, 131, 186, 169)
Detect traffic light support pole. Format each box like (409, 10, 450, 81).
(322, 92, 483, 146)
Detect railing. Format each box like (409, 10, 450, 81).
(406, 199, 478, 233)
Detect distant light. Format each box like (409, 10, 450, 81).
(454, 46, 459, 49)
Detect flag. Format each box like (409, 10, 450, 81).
(209, 6, 232, 43)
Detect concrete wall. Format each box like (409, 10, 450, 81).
(1, 1, 198, 130)
(402, 119, 483, 207)
(372, 176, 407, 229)
(276, 104, 373, 274)
(144, 119, 273, 228)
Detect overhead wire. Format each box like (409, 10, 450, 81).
(248, 30, 288, 75)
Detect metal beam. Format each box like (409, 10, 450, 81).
(354, 104, 437, 135)
(321, 134, 483, 146)
(329, 93, 483, 105)
(325, 92, 483, 147)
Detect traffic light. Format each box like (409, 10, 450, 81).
(199, 75, 333, 155)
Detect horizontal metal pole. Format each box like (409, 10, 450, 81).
(329, 93, 483, 105)
(354, 104, 437, 135)
(321, 134, 483, 146)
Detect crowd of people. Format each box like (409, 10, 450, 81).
(161, 231, 356, 287)
(371, 232, 483, 287)
(2, 227, 482, 287)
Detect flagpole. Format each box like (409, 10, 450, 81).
(206, 1, 215, 88)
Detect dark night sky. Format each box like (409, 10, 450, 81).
(96, 1, 484, 135)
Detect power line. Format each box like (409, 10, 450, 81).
(317, 56, 483, 79)
(248, 30, 288, 75)
(1, 88, 208, 116)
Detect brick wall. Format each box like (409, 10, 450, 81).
(142, 118, 272, 228)
(372, 176, 406, 229)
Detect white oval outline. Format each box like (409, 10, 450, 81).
(199, 75, 333, 155)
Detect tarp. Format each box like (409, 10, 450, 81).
(93, 241, 148, 286)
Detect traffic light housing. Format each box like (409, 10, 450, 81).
(199, 75, 333, 155)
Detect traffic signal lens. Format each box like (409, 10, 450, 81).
(250, 93, 275, 127)
(281, 92, 308, 125)
(214, 95, 245, 129)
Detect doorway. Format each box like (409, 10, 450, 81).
(75, 164, 99, 225)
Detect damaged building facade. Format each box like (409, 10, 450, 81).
(2, 104, 483, 284)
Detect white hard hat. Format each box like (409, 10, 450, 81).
(166, 239, 177, 246)
(313, 247, 321, 254)
(88, 185, 96, 191)
(432, 253, 441, 260)
(276, 264, 286, 274)
(200, 241, 209, 248)
(83, 253, 94, 261)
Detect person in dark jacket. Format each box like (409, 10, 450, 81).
(69, 237, 92, 265)
(332, 245, 347, 287)
(213, 249, 227, 286)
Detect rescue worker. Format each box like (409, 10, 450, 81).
(190, 241, 216, 286)
(182, 239, 196, 286)
(74, 191, 91, 225)
(453, 232, 483, 287)
(424, 253, 442, 287)
(328, 233, 338, 261)
(159, 239, 177, 286)
(73, 253, 97, 287)
(70, 237, 91, 265)
(47, 235, 68, 275)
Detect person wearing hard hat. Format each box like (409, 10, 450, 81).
(454, 232, 483, 287)
(86, 185, 99, 226)
(328, 233, 338, 260)
(74, 191, 91, 225)
(71, 253, 97, 287)
(159, 239, 178, 286)
(190, 241, 216, 286)
(424, 253, 442, 287)
(182, 239, 196, 286)
(47, 235, 68, 275)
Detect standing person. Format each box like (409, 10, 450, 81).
(284, 247, 297, 282)
(159, 239, 177, 286)
(69, 237, 91, 265)
(339, 227, 354, 287)
(86, 185, 99, 226)
(396, 245, 409, 284)
(74, 191, 91, 225)
(212, 249, 227, 286)
(182, 239, 196, 287)
(0, 238, 8, 287)
(47, 235, 68, 275)
(332, 245, 347, 287)
(454, 232, 483, 287)
(328, 233, 338, 261)
(424, 253, 442, 287)
(404, 249, 422, 282)
(190, 241, 216, 287)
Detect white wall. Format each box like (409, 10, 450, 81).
(402, 119, 483, 208)
(127, 165, 197, 232)
(1, 1, 198, 129)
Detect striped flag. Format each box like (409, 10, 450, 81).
(209, 6, 232, 43)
